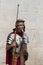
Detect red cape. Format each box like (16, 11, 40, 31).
(6, 28, 25, 65)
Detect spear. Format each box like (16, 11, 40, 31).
(12, 4, 19, 65)
(16, 4, 19, 20)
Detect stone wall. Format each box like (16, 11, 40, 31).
(0, 0, 43, 65)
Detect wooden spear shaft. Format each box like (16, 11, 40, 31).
(12, 31, 17, 65)
(12, 4, 19, 65)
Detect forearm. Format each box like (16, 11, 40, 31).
(6, 44, 12, 51)
(22, 43, 27, 52)
(25, 44, 27, 51)
(6, 41, 16, 51)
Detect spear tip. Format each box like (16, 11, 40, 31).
(17, 4, 19, 7)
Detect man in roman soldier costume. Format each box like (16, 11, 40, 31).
(6, 19, 29, 65)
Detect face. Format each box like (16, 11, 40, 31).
(17, 22, 24, 31)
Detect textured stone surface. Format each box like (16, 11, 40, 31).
(0, 0, 43, 65)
